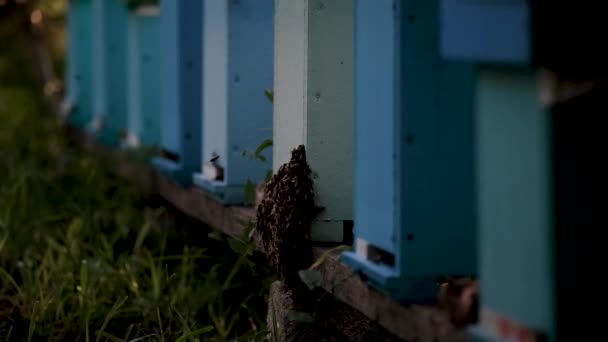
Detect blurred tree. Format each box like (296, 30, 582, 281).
(0, 0, 17, 19)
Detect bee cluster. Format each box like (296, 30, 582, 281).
(256, 146, 398, 341)
(256, 144, 318, 287)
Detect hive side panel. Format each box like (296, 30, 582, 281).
(273, 0, 308, 170)
(306, 0, 354, 241)
(476, 68, 553, 333)
(138, 14, 161, 145)
(179, 0, 203, 170)
(159, 0, 181, 153)
(352, 0, 400, 255)
(226, 0, 274, 185)
(202, 0, 228, 168)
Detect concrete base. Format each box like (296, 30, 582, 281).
(266, 281, 317, 342)
(266, 280, 396, 342)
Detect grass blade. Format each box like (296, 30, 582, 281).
(0, 267, 22, 296)
(174, 326, 214, 342)
(271, 301, 279, 342)
(309, 245, 352, 270)
(96, 296, 129, 342)
(156, 307, 164, 342)
(128, 334, 156, 342)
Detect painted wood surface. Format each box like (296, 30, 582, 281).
(65, 0, 93, 128)
(153, 0, 203, 185)
(91, 0, 105, 133)
(193, 0, 274, 204)
(343, 0, 477, 303)
(273, 0, 354, 242)
(91, 0, 129, 146)
(439, 0, 531, 63)
(469, 68, 554, 342)
(126, 6, 161, 147)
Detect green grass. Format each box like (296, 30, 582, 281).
(0, 12, 276, 342)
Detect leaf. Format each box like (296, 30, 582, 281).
(244, 180, 256, 206)
(253, 139, 273, 161)
(309, 245, 353, 270)
(0, 268, 22, 298)
(207, 231, 224, 241)
(264, 170, 273, 183)
(227, 238, 250, 256)
(247, 226, 256, 240)
(0, 233, 8, 254)
(264, 89, 274, 103)
(298, 269, 322, 290)
(271, 301, 279, 342)
(133, 220, 152, 254)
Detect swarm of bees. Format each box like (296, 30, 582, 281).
(255, 145, 321, 287)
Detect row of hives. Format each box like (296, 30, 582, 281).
(64, 1, 606, 341)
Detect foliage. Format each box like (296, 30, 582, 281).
(242, 90, 274, 206)
(0, 16, 275, 342)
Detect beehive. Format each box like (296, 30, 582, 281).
(151, 0, 203, 185)
(272, 0, 354, 243)
(125, 3, 161, 148)
(192, 0, 274, 204)
(342, 0, 477, 303)
(91, 0, 129, 146)
(440, 1, 555, 340)
(63, 0, 93, 128)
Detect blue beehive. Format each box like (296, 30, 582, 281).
(91, 0, 129, 146)
(64, 0, 93, 128)
(440, 1, 555, 340)
(342, 0, 477, 303)
(470, 68, 553, 342)
(192, 0, 274, 204)
(151, 0, 203, 185)
(125, 3, 161, 148)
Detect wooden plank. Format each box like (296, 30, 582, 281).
(193, 0, 274, 205)
(315, 250, 466, 342)
(439, 0, 531, 63)
(273, 0, 354, 243)
(97, 0, 129, 146)
(91, 0, 106, 132)
(64, 0, 94, 127)
(153, 0, 203, 186)
(126, 6, 161, 147)
(470, 67, 554, 341)
(344, 0, 477, 303)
